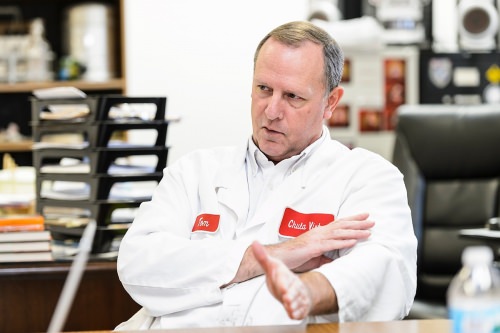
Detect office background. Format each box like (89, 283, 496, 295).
(123, 0, 500, 162)
(1, 0, 499, 331)
(124, 0, 309, 163)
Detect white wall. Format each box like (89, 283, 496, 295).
(124, 0, 309, 164)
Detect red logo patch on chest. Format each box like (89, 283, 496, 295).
(278, 207, 334, 238)
(192, 214, 220, 233)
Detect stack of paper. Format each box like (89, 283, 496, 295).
(39, 104, 90, 120)
(0, 215, 53, 262)
(33, 87, 87, 99)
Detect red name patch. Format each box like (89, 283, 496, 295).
(278, 207, 334, 238)
(192, 214, 220, 233)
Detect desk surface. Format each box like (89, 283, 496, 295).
(460, 228, 500, 241)
(460, 228, 500, 261)
(0, 259, 117, 276)
(65, 319, 451, 333)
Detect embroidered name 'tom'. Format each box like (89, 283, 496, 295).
(192, 214, 220, 233)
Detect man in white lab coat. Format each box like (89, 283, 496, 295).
(116, 21, 417, 330)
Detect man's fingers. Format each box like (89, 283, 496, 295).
(336, 212, 370, 222)
(326, 228, 372, 240)
(252, 241, 312, 320)
(282, 276, 311, 320)
(333, 219, 375, 230)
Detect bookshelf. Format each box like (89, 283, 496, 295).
(0, 0, 126, 165)
(0, 78, 125, 93)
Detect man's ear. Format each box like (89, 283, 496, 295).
(323, 86, 344, 120)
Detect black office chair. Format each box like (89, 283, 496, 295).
(392, 104, 500, 318)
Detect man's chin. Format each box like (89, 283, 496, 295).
(260, 146, 286, 162)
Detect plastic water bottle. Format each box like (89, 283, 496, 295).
(447, 246, 500, 333)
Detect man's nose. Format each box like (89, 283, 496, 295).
(264, 94, 284, 120)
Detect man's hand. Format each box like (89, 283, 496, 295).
(227, 213, 374, 284)
(272, 212, 374, 272)
(251, 241, 312, 320)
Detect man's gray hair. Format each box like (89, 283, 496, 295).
(254, 21, 344, 94)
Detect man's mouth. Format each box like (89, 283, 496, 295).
(263, 126, 282, 135)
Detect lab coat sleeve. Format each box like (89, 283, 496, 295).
(117, 150, 251, 316)
(315, 150, 417, 321)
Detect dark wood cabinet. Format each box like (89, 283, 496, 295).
(0, 260, 140, 333)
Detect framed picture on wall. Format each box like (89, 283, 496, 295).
(342, 59, 351, 83)
(384, 58, 406, 130)
(359, 107, 383, 132)
(328, 104, 350, 128)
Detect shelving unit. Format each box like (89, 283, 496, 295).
(0, 140, 32, 152)
(0, 0, 126, 166)
(0, 78, 125, 93)
(31, 95, 169, 253)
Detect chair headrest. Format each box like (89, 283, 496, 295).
(395, 104, 500, 179)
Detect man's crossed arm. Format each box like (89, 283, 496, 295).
(224, 213, 374, 319)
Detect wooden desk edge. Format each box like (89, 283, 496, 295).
(61, 319, 452, 333)
(0, 260, 117, 276)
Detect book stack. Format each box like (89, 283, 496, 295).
(0, 214, 53, 262)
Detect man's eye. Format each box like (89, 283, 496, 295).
(258, 85, 271, 92)
(286, 93, 306, 108)
(286, 93, 302, 100)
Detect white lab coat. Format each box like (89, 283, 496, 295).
(116, 132, 417, 330)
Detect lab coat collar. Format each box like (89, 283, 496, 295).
(214, 139, 249, 189)
(213, 139, 250, 222)
(214, 126, 336, 192)
(299, 126, 333, 187)
(242, 127, 342, 234)
(246, 127, 328, 181)
(212, 127, 340, 233)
